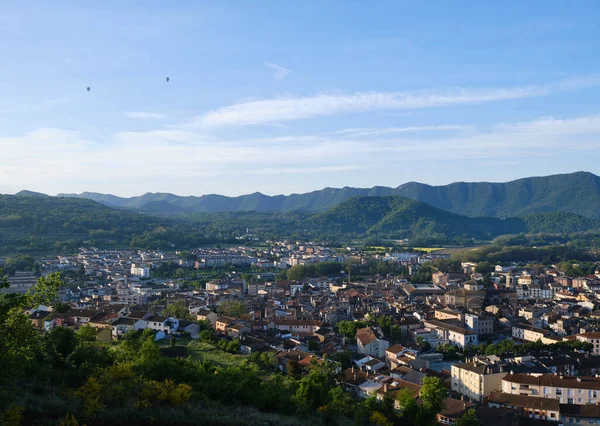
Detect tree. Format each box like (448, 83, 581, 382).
(377, 315, 393, 334)
(420, 376, 447, 415)
(390, 325, 402, 342)
(286, 360, 302, 379)
(325, 386, 354, 417)
(48, 326, 78, 360)
(308, 340, 321, 352)
(138, 335, 162, 364)
(217, 300, 247, 318)
(199, 329, 216, 344)
(294, 370, 331, 411)
(336, 320, 366, 340)
(164, 301, 190, 320)
(454, 409, 481, 426)
(77, 324, 97, 343)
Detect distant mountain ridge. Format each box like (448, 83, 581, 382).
(54, 171, 600, 218)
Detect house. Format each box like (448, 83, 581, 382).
(146, 315, 179, 334)
(110, 317, 139, 338)
(501, 374, 600, 404)
(215, 316, 236, 333)
(273, 319, 323, 334)
(488, 391, 560, 422)
(356, 327, 390, 358)
(576, 332, 600, 355)
(437, 397, 475, 425)
(559, 404, 600, 424)
(512, 323, 555, 344)
(424, 319, 479, 348)
(385, 344, 418, 368)
(435, 308, 463, 321)
(464, 313, 494, 335)
(196, 309, 219, 328)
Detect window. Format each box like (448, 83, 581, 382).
(557, 389, 563, 396)
(551, 413, 556, 419)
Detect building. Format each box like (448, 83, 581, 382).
(2, 271, 37, 294)
(424, 319, 479, 348)
(464, 313, 494, 335)
(130, 263, 150, 278)
(576, 332, 600, 355)
(501, 374, 600, 405)
(356, 327, 390, 358)
(512, 323, 555, 344)
(444, 288, 485, 309)
(488, 391, 560, 422)
(451, 361, 507, 402)
(435, 308, 463, 321)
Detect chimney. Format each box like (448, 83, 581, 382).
(383, 383, 389, 393)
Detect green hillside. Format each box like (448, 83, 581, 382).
(0, 195, 217, 255)
(395, 171, 600, 219)
(58, 171, 600, 218)
(308, 196, 526, 244)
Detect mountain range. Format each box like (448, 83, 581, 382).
(54, 171, 600, 219)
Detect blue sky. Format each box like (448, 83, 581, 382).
(1, 1, 600, 196)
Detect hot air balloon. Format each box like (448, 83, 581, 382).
(86, 87, 91, 92)
(166, 77, 170, 82)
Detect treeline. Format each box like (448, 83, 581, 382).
(451, 243, 597, 264)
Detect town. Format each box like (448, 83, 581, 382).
(4, 242, 600, 425)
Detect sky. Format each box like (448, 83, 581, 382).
(1, 1, 600, 197)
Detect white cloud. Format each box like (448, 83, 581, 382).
(125, 111, 169, 120)
(194, 76, 600, 127)
(2, 114, 600, 196)
(264, 61, 291, 81)
(334, 125, 468, 137)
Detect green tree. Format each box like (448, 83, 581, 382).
(454, 409, 481, 426)
(420, 376, 447, 415)
(77, 324, 97, 343)
(199, 329, 216, 343)
(164, 301, 190, 320)
(336, 320, 366, 340)
(294, 370, 332, 411)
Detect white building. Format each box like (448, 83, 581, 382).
(131, 263, 150, 278)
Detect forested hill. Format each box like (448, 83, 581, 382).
(57, 171, 600, 218)
(2, 193, 600, 255)
(0, 195, 216, 255)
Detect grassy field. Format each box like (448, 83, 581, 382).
(186, 341, 247, 367)
(413, 247, 445, 253)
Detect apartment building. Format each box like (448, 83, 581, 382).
(451, 361, 507, 402)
